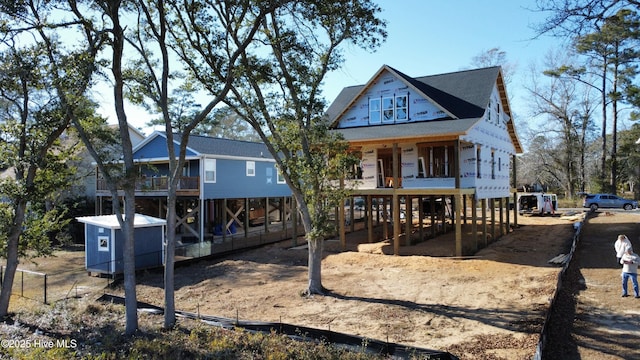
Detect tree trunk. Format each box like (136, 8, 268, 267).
(122, 190, 138, 335)
(611, 52, 619, 194)
(164, 192, 177, 328)
(307, 235, 324, 294)
(0, 203, 26, 318)
(600, 61, 608, 192)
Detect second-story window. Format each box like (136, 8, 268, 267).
(369, 98, 381, 124)
(204, 158, 216, 183)
(395, 95, 408, 121)
(246, 161, 255, 176)
(382, 97, 394, 123)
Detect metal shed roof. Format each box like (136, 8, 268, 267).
(76, 214, 166, 229)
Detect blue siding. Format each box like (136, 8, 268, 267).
(112, 227, 164, 273)
(132, 227, 164, 269)
(113, 230, 124, 273)
(203, 159, 291, 199)
(85, 225, 112, 273)
(86, 224, 164, 274)
(134, 136, 198, 160)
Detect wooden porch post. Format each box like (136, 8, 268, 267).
(339, 178, 346, 250)
(490, 198, 496, 242)
(505, 196, 510, 234)
(499, 197, 505, 236)
(471, 194, 478, 252)
(350, 197, 355, 233)
(393, 192, 400, 255)
(222, 198, 227, 242)
(392, 143, 400, 255)
(405, 195, 412, 246)
(264, 197, 269, 233)
(481, 198, 488, 248)
(244, 198, 250, 238)
(418, 195, 424, 242)
(282, 196, 286, 232)
(382, 196, 389, 239)
(367, 195, 374, 243)
(199, 199, 204, 243)
(463, 194, 467, 224)
(455, 193, 462, 256)
(291, 196, 298, 247)
(430, 196, 436, 238)
(512, 154, 518, 228)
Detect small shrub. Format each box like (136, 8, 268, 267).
(84, 303, 102, 315)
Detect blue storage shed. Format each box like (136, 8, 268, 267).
(77, 214, 166, 275)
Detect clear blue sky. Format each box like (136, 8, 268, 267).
(108, 0, 563, 134)
(321, 0, 561, 119)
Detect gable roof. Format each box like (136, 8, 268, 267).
(133, 131, 273, 160)
(327, 65, 522, 153)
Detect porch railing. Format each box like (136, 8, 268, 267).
(97, 176, 199, 192)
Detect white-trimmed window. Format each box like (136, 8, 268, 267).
(276, 167, 286, 184)
(246, 161, 255, 176)
(369, 98, 381, 124)
(382, 97, 394, 123)
(395, 95, 408, 121)
(204, 158, 216, 183)
(98, 236, 109, 252)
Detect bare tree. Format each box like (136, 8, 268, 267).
(524, 51, 598, 198)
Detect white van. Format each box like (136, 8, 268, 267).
(518, 193, 558, 215)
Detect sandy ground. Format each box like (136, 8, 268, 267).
(12, 210, 640, 359)
(120, 212, 581, 359)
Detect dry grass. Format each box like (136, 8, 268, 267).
(1, 296, 397, 360)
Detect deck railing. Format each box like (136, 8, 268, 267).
(97, 176, 199, 192)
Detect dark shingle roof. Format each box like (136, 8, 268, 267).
(326, 66, 500, 124)
(405, 66, 499, 119)
(187, 134, 270, 158)
(176, 133, 272, 159)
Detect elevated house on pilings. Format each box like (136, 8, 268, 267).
(95, 132, 295, 256)
(327, 65, 524, 256)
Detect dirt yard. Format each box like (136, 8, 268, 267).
(107, 212, 580, 359)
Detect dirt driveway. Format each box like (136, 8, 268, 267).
(544, 211, 640, 360)
(120, 213, 581, 360)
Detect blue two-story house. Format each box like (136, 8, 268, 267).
(95, 132, 293, 245)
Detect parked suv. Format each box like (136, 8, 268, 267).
(582, 194, 638, 211)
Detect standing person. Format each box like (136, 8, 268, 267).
(615, 234, 633, 265)
(620, 248, 639, 298)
